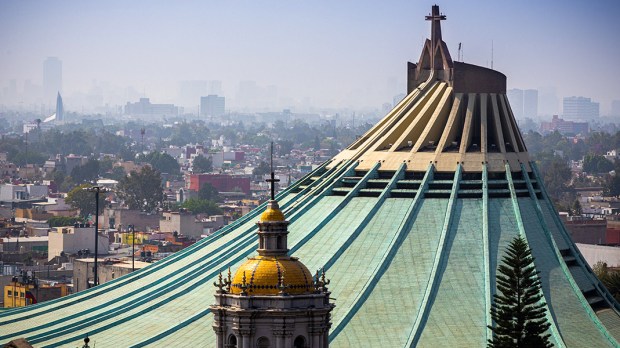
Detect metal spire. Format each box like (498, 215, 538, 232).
(266, 142, 280, 200)
(425, 5, 447, 70)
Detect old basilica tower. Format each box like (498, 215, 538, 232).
(211, 172, 334, 348)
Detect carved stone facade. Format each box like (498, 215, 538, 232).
(211, 199, 334, 348)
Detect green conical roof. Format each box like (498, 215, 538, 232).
(2, 5, 619, 348)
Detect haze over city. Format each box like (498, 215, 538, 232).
(1, 0, 619, 114)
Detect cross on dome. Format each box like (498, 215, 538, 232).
(425, 5, 447, 70)
(266, 141, 280, 200)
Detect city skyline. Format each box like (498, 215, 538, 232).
(1, 1, 619, 114)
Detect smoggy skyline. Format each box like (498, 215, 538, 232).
(1, 1, 619, 114)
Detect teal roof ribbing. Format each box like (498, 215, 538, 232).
(2, 162, 620, 347)
(3, 5, 620, 346)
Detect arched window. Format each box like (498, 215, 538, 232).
(293, 335, 306, 348)
(226, 334, 237, 348)
(257, 336, 270, 348)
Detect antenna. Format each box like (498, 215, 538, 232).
(491, 40, 494, 70)
(457, 42, 462, 61)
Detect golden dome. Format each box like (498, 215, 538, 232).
(259, 200, 285, 222)
(230, 256, 313, 295)
(260, 208, 285, 222)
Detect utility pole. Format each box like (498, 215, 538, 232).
(131, 225, 135, 272)
(84, 186, 110, 287)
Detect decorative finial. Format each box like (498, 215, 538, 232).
(314, 270, 321, 291)
(226, 267, 232, 292)
(321, 268, 330, 292)
(214, 270, 226, 293)
(82, 335, 91, 348)
(266, 141, 280, 200)
(277, 270, 289, 295)
(240, 271, 248, 295)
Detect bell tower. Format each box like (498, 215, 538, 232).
(211, 156, 335, 348)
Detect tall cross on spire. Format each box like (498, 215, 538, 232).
(266, 142, 280, 200)
(425, 5, 446, 69)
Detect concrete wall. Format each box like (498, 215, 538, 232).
(159, 212, 203, 238)
(73, 259, 146, 293)
(564, 220, 607, 245)
(48, 227, 109, 261)
(576, 243, 620, 268)
(101, 208, 160, 231)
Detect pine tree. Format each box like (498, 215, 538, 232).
(488, 236, 553, 348)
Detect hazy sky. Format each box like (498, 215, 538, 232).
(1, 0, 619, 112)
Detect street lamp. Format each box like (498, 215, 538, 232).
(84, 185, 110, 287)
(130, 225, 135, 272)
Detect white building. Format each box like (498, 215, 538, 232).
(0, 184, 48, 202)
(563, 96, 600, 120)
(47, 225, 109, 261)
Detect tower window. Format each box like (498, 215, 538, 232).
(294, 336, 307, 348)
(277, 236, 283, 249)
(226, 335, 237, 348)
(257, 337, 270, 348)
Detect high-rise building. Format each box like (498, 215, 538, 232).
(43, 57, 62, 106)
(523, 89, 538, 118)
(208, 80, 222, 95)
(55, 93, 64, 121)
(4, 6, 620, 348)
(563, 96, 599, 120)
(538, 86, 559, 116)
(124, 98, 179, 117)
(178, 80, 207, 108)
(507, 88, 538, 119)
(611, 100, 620, 117)
(507, 88, 524, 119)
(200, 95, 225, 117)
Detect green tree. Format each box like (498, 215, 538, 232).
(253, 161, 270, 176)
(48, 216, 82, 227)
(59, 176, 75, 194)
(571, 199, 582, 216)
(138, 151, 180, 175)
(103, 166, 127, 181)
(313, 135, 321, 150)
(66, 184, 107, 218)
(488, 236, 552, 348)
(180, 198, 222, 215)
(593, 262, 620, 302)
(604, 174, 620, 197)
(198, 182, 222, 202)
(117, 166, 164, 212)
(277, 140, 294, 156)
(71, 158, 100, 183)
(583, 154, 614, 173)
(192, 154, 213, 173)
(538, 154, 572, 200)
(51, 169, 65, 186)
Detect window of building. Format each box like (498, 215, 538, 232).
(226, 335, 237, 348)
(7, 290, 12, 297)
(294, 336, 306, 348)
(20, 292, 25, 298)
(256, 337, 270, 348)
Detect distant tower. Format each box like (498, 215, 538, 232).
(43, 57, 62, 107)
(200, 95, 225, 117)
(211, 175, 334, 348)
(55, 92, 64, 121)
